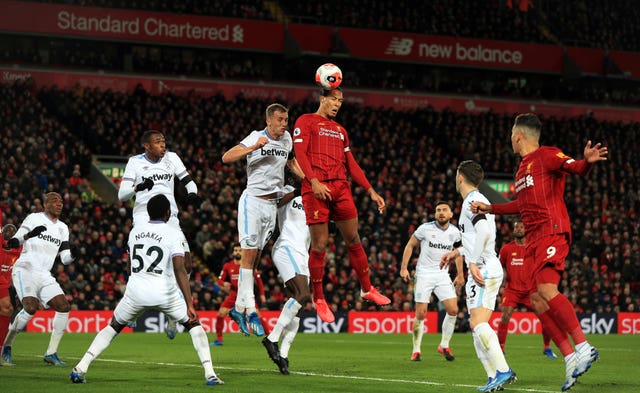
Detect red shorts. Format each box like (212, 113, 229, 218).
(302, 179, 358, 225)
(501, 288, 531, 309)
(0, 286, 9, 299)
(526, 234, 570, 286)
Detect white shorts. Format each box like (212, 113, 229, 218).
(113, 289, 188, 325)
(465, 275, 503, 311)
(12, 267, 64, 305)
(133, 214, 190, 253)
(414, 272, 457, 304)
(272, 245, 309, 283)
(237, 190, 277, 249)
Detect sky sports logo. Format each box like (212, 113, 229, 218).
(384, 37, 523, 65)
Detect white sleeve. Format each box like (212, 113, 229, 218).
(118, 159, 137, 201)
(468, 218, 490, 265)
(14, 214, 36, 245)
(59, 226, 74, 265)
(239, 131, 258, 148)
(171, 153, 197, 194)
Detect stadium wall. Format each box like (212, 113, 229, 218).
(2, 66, 640, 122)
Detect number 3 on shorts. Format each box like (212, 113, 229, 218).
(546, 246, 556, 260)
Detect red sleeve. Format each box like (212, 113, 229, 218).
(499, 245, 508, 268)
(345, 152, 372, 190)
(544, 147, 593, 176)
(492, 199, 520, 215)
(292, 118, 318, 181)
(218, 263, 229, 286)
(254, 271, 265, 296)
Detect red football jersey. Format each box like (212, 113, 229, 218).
(499, 241, 529, 292)
(217, 260, 265, 295)
(0, 246, 21, 287)
(510, 146, 591, 242)
(292, 113, 350, 182)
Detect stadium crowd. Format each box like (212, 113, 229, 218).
(1, 79, 638, 329)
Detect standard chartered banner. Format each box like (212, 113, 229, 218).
(25, 310, 640, 334)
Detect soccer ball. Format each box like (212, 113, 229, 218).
(315, 63, 343, 90)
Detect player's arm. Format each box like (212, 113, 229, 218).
(221, 135, 268, 164)
(286, 152, 306, 181)
(556, 141, 608, 176)
(7, 215, 46, 248)
(400, 235, 419, 282)
(118, 160, 153, 201)
(453, 255, 465, 288)
(173, 253, 197, 322)
(471, 199, 519, 216)
(254, 271, 266, 304)
(57, 228, 74, 265)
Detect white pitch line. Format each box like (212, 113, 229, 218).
(27, 354, 558, 393)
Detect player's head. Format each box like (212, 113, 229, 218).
(512, 219, 525, 239)
(232, 242, 242, 261)
(456, 160, 484, 193)
(318, 88, 344, 119)
(141, 130, 166, 160)
(511, 113, 542, 156)
(434, 201, 453, 226)
(43, 192, 63, 219)
(1, 224, 17, 240)
(265, 103, 289, 139)
(147, 194, 171, 222)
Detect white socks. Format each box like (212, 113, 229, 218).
(412, 317, 424, 353)
(236, 268, 255, 313)
(268, 298, 301, 343)
(45, 312, 69, 355)
(475, 322, 510, 373)
(440, 314, 456, 348)
(76, 325, 119, 373)
(473, 330, 496, 378)
(3, 309, 33, 347)
(279, 317, 300, 359)
(189, 325, 217, 379)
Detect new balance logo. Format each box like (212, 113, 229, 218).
(385, 38, 414, 55)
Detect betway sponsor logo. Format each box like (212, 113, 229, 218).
(385, 37, 523, 65)
(37, 233, 62, 246)
(428, 241, 453, 251)
(145, 173, 173, 182)
(292, 199, 305, 211)
(260, 147, 288, 157)
(56, 11, 244, 43)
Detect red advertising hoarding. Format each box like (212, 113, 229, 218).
(489, 312, 542, 334)
(609, 50, 640, 79)
(338, 28, 564, 73)
(348, 311, 438, 334)
(618, 312, 640, 335)
(0, 1, 284, 51)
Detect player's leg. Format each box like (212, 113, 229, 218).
(469, 277, 514, 391)
(213, 304, 230, 346)
(43, 290, 71, 366)
(71, 317, 127, 383)
(0, 290, 13, 366)
(3, 269, 40, 364)
(411, 302, 427, 361)
(335, 218, 389, 305)
(528, 292, 557, 358)
(498, 304, 514, 353)
(308, 222, 333, 322)
(278, 315, 299, 373)
(438, 297, 458, 361)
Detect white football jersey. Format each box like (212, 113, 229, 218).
(413, 221, 461, 275)
(459, 190, 503, 278)
(126, 220, 185, 305)
(121, 151, 188, 219)
(241, 129, 292, 197)
(273, 195, 310, 255)
(13, 212, 69, 272)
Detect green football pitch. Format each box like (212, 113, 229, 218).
(1, 333, 638, 393)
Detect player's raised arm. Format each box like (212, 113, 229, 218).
(221, 137, 268, 164)
(583, 140, 608, 163)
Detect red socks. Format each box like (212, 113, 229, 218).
(497, 321, 508, 351)
(538, 309, 573, 356)
(309, 249, 326, 301)
(0, 315, 9, 347)
(261, 317, 271, 335)
(215, 315, 224, 340)
(548, 294, 587, 346)
(347, 244, 372, 292)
